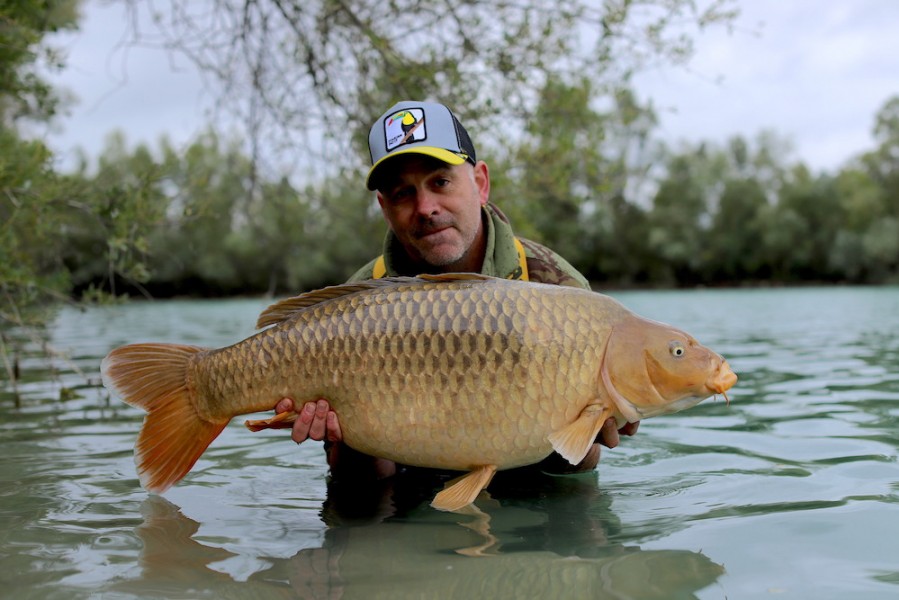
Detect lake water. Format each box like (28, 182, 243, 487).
(2, 286, 898, 599)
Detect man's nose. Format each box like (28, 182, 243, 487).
(414, 188, 441, 217)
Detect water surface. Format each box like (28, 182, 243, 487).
(1, 287, 898, 599)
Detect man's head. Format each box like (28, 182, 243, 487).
(366, 101, 491, 273)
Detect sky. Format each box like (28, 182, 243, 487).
(42, 1, 899, 175)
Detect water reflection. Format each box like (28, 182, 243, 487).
(119, 473, 724, 599)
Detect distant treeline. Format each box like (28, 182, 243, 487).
(44, 90, 899, 300)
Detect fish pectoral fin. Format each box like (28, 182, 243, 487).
(548, 403, 612, 465)
(431, 465, 498, 512)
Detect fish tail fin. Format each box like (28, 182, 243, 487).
(101, 343, 227, 494)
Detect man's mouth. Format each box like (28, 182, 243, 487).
(416, 224, 453, 240)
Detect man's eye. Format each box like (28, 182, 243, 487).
(389, 188, 413, 202)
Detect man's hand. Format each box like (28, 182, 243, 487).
(598, 418, 640, 449)
(273, 398, 343, 444)
(272, 398, 396, 479)
(540, 418, 640, 474)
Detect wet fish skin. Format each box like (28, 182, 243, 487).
(101, 274, 737, 511)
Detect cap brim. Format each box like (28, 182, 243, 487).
(366, 147, 468, 190)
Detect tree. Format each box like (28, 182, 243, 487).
(493, 77, 612, 262)
(0, 1, 84, 393)
(705, 177, 768, 281)
(645, 148, 716, 284)
(116, 0, 738, 171)
(699, 133, 794, 283)
(59, 132, 169, 298)
(0, 0, 79, 125)
(758, 166, 844, 282)
(865, 95, 899, 209)
(60, 130, 385, 298)
(0, 131, 68, 328)
(489, 79, 661, 282)
(854, 95, 899, 281)
(2, 1, 81, 335)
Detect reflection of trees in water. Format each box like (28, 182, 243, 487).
(116, 472, 723, 599)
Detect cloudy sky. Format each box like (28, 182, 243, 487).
(44, 1, 899, 174)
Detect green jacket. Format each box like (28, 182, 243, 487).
(348, 203, 590, 290)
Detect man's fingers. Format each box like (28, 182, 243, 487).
(259, 398, 298, 429)
(597, 418, 640, 447)
(307, 400, 330, 440)
(275, 398, 295, 414)
(291, 401, 316, 443)
(326, 411, 343, 442)
(289, 399, 342, 444)
(599, 417, 620, 449)
(620, 421, 640, 437)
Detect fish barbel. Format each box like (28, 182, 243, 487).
(101, 274, 737, 511)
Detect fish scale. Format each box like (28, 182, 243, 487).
(101, 274, 737, 511)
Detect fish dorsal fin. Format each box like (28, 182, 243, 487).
(256, 278, 420, 328)
(416, 272, 494, 283)
(257, 274, 497, 329)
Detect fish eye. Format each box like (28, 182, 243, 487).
(669, 341, 686, 358)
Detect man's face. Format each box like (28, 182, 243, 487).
(375, 155, 489, 271)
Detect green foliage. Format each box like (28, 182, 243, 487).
(61, 131, 384, 298)
(647, 152, 711, 284)
(496, 77, 612, 257)
(0, 0, 79, 124)
(491, 80, 662, 285)
(0, 127, 69, 328)
(119, 0, 738, 165)
(1, 0, 81, 330)
(705, 177, 768, 280)
(1, 0, 82, 384)
(61, 133, 169, 298)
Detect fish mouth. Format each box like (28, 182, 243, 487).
(707, 360, 738, 404)
(706, 360, 737, 397)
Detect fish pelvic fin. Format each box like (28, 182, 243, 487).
(548, 403, 612, 465)
(245, 410, 298, 431)
(101, 343, 226, 494)
(431, 465, 498, 512)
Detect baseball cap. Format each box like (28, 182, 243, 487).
(366, 100, 477, 190)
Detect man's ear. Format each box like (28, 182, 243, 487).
(474, 160, 490, 206)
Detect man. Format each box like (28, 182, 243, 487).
(273, 100, 638, 482)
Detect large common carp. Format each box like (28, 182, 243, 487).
(101, 274, 737, 511)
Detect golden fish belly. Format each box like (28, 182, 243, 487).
(194, 280, 618, 471)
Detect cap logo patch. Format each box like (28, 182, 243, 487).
(384, 108, 426, 151)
